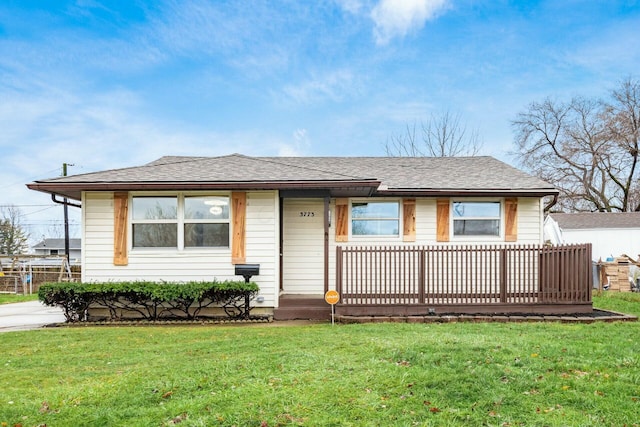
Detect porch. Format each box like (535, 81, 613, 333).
(335, 244, 593, 316)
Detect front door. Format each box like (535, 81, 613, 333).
(282, 199, 324, 294)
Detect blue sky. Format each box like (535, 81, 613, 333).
(1, 0, 639, 242)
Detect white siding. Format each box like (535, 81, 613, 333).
(82, 191, 279, 306)
(245, 191, 279, 306)
(282, 199, 324, 294)
(562, 229, 640, 262)
(516, 197, 543, 244)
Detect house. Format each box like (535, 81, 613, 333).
(545, 212, 640, 262)
(32, 238, 82, 263)
(27, 154, 593, 318)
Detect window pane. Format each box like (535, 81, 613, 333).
(185, 196, 229, 220)
(352, 220, 399, 236)
(132, 197, 177, 220)
(185, 223, 230, 247)
(454, 219, 500, 236)
(352, 202, 399, 219)
(133, 224, 177, 247)
(453, 202, 500, 218)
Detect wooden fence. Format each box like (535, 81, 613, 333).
(335, 244, 592, 315)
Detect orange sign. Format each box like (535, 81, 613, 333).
(325, 290, 340, 305)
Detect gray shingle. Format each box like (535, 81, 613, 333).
(550, 212, 640, 230)
(34, 153, 554, 192)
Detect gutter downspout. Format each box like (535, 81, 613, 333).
(51, 194, 81, 209)
(51, 194, 81, 261)
(543, 194, 558, 214)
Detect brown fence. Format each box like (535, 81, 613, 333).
(336, 244, 592, 315)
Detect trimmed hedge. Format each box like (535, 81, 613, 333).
(38, 280, 260, 322)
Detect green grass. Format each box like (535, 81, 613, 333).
(0, 293, 39, 305)
(0, 294, 638, 426)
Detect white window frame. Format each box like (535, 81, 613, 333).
(349, 198, 402, 240)
(451, 199, 503, 242)
(130, 192, 231, 251)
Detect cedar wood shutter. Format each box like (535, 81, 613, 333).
(335, 198, 349, 242)
(113, 192, 129, 266)
(436, 199, 450, 242)
(403, 198, 416, 242)
(504, 198, 518, 242)
(231, 192, 246, 264)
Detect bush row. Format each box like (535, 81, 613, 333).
(38, 280, 260, 322)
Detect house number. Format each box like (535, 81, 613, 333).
(299, 211, 315, 217)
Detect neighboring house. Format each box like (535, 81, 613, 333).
(27, 154, 593, 318)
(32, 238, 82, 262)
(545, 212, 640, 262)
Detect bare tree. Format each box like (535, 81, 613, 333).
(0, 205, 29, 255)
(385, 111, 484, 157)
(512, 77, 640, 212)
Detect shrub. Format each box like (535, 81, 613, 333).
(38, 280, 259, 322)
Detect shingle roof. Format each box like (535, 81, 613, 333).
(550, 212, 640, 230)
(28, 153, 557, 200)
(32, 238, 81, 249)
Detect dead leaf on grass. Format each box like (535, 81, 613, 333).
(169, 413, 187, 424)
(39, 402, 50, 414)
(162, 391, 173, 399)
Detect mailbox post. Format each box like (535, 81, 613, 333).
(234, 264, 260, 318)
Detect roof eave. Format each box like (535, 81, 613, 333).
(375, 188, 560, 197)
(27, 180, 383, 200)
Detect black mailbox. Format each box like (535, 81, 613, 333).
(235, 264, 260, 282)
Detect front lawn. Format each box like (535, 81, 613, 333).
(0, 293, 638, 426)
(0, 293, 39, 305)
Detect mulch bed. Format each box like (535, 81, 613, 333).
(337, 309, 637, 324)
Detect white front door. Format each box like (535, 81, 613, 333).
(282, 199, 324, 294)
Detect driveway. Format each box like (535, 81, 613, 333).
(0, 301, 66, 333)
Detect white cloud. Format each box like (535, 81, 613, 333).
(280, 69, 358, 105)
(276, 128, 312, 156)
(335, 0, 365, 14)
(371, 0, 451, 45)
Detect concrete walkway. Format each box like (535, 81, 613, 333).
(0, 301, 65, 333)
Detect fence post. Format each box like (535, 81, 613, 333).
(336, 246, 342, 296)
(419, 249, 425, 304)
(500, 247, 508, 303)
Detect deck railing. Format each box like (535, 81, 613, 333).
(336, 244, 592, 308)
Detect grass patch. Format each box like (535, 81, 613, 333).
(0, 293, 39, 305)
(0, 294, 638, 426)
(593, 290, 640, 317)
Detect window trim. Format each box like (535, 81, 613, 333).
(130, 192, 231, 251)
(349, 198, 402, 240)
(450, 199, 504, 241)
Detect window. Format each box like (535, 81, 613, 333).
(452, 201, 500, 237)
(184, 196, 229, 247)
(351, 201, 399, 236)
(131, 195, 229, 248)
